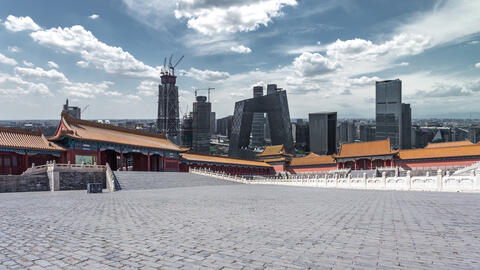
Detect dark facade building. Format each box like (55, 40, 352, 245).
(157, 73, 180, 142)
(338, 121, 356, 144)
(294, 120, 310, 152)
(216, 115, 233, 139)
(359, 125, 376, 142)
(251, 86, 265, 146)
(192, 96, 211, 154)
(375, 79, 411, 149)
(62, 99, 81, 119)
(210, 112, 216, 135)
(309, 112, 337, 155)
(180, 114, 193, 148)
(229, 89, 294, 158)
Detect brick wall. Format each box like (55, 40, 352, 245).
(0, 174, 49, 193)
(59, 172, 106, 190)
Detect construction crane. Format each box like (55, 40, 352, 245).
(82, 104, 90, 113)
(160, 54, 184, 76)
(194, 87, 215, 102)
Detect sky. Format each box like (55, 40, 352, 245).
(0, 0, 479, 120)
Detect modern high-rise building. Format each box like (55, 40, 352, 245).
(338, 121, 356, 144)
(309, 112, 337, 155)
(294, 120, 310, 152)
(216, 116, 233, 139)
(62, 99, 81, 119)
(158, 74, 179, 142)
(180, 113, 193, 148)
(375, 79, 411, 149)
(359, 125, 376, 142)
(210, 112, 216, 135)
(192, 96, 211, 154)
(251, 86, 265, 146)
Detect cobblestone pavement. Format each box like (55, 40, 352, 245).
(1, 184, 480, 269)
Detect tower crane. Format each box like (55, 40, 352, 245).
(194, 87, 215, 102)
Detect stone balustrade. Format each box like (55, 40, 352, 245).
(190, 167, 480, 193)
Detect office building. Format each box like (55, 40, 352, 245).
(309, 112, 337, 155)
(192, 96, 211, 154)
(375, 79, 411, 149)
(251, 86, 265, 146)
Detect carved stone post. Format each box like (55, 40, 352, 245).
(406, 170, 412, 190)
(437, 169, 443, 191)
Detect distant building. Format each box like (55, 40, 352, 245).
(181, 114, 193, 148)
(359, 125, 376, 142)
(251, 86, 265, 146)
(294, 120, 310, 152)
(375, 79, 411, 149)
(62, 99, 81, 119)
(309, 112, 337, 155)
(338, 121, 356, 144)
(192, 96, 211, 154)
(264, 84, 281, 142)
(216, 115, 233, 139)
(210, 112, 216, 135)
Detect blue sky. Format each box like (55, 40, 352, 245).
(0, 0, 479, 120)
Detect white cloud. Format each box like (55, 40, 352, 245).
(15, 66, 70, 84)
(187, 67, 230, 81)
(396, 0, 480, 47)
(23, 60, 34, 67)
(293, 52, 340, 77)
(230, 45, 252, 54)
(0, 53, 17, 65)
(0, 73, 51, 96)
(475, 63, 480, 69)
(89, 14, 100, 20)
(63, 81, 121, 99)
(8, 46, 20, 53)
(76, 61, 89, 68)
(137, 80, 158, 96)
(47, 61, 59, 69)
(348, 76, 381, 86)
(30, 25, 160, 79)
(3, 15, 42, 32)
(121, 0, 177, 31)
(399, 62, 409, 66)
(174, 0, 297, 35)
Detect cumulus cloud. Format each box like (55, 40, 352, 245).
(8, 46, 20, 53)
(230, 45, 252, 54)
(23, 60, 34, 67)
(174, 0, 297, 35)
(0, 73, 51, 96)
(187, 67, 230, 81)
(348, 76, 381, 86)
(293, 52, 340, 77)
(0, 53, 17, 65)
(47, 61, 59, 69)
(475, 63, 480, 68)
(15, 66, 70, 84)
(30, 25, 160, 79)
(76, 61, 89, 68)
(63, 81, 121, 99)
(137, 80, 158, 96)
(3, 15, 42, 32)
(89, 14, 100, 20)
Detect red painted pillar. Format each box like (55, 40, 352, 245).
(392, 159, 395, 167)
(370, 159, 373, 169)
(24, 151, 29, 170)
(120, 151, 124, 171)
(147, 153, 151, 171)
(342, 162, 345, 169)
(384, 159, 387, 167)
(97, 148, 101, 165)
(354, 160, 357, 170)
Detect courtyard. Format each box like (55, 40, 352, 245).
(0, 180, 479, 269)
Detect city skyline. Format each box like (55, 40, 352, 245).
(0, 0, 480, 120)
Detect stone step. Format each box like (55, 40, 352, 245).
(113, 171, 238, 191)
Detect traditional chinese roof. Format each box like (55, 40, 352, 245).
(181, 153, 272, 168)
(335, 139, 397, 159)
(50, 112, 187, 152)
(290, 153, 336, 167)
(0, 127, 64, 152)
(257, 145, 292, 157)
(399, 144, 480, 160)
(425, 140, 473, 149)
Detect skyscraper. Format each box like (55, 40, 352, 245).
(251, 86, 265, 146)
(309, 112, 337, 155)
(192, 96, 211, 154)
(375, 79, 411, 149)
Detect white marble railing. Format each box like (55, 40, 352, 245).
(190, 168, 480, 193)
(23, 161, 106, 175)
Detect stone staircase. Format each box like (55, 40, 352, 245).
(113, 171, 239, 191)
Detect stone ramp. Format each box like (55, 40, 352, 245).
(113, 171, 239, 191)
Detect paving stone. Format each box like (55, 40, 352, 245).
(0, 181, 479, 269)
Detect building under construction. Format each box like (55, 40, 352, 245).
(157, 55, 183, 144)
(192, 96, 211, 154)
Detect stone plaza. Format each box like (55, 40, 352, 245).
(1, 177, 479, 269)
